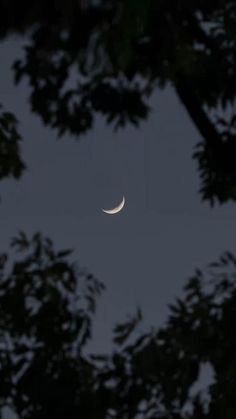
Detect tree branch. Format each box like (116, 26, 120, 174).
(175, 76, 221, 146)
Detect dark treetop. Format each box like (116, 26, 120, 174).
(0, 0, 236, 204)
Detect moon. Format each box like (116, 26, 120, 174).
(102, 196, 125, 215)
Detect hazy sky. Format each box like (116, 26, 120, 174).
(1, 36, 236, 361)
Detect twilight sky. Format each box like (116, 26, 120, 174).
(1, 36, 236, 362)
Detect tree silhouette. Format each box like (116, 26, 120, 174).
(0, 0, 236, 203)
(1, 233, 236, 418)
(0, 232, 105, 419)
(94, 251, 236, 418)
(1, 3, 236, 417)
(0, 105, 25, 182)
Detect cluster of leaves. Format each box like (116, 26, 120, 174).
(93, 251, 236, 418)
(0, 1, 236, 203)
(11, 2, 150, 137)
(1, 233, 236, 417)
(8, 0, 236, 204)
(0, 232, 105, 419)
(193, 135, 236, 206)
(0, 105, 25, 181)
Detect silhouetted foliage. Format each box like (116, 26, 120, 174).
(0, 0, 236, 203)
(0, 105, 25, 181)
(1, 234, 236, 418)
(94, 251, 236, 418)
(0, 232, 105, 419)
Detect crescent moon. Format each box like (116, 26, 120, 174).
(102, 196, 125, 215)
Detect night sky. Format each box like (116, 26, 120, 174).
(1, 35, 236, 364)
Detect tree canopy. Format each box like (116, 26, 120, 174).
(0, 0, 236, 203)
(0, 232, 105, 418)
(1, 3, 236, 416)
(0, 233, 236, 418)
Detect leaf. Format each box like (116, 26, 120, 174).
(113, 307, 142, 346)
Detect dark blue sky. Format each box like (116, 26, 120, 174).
(1, 36, 236, 363)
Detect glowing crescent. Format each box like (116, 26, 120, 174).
(102, 196, 125, 215)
